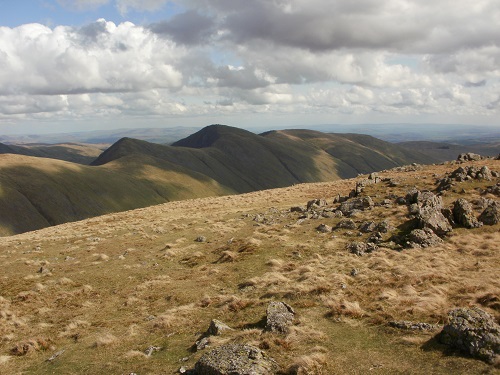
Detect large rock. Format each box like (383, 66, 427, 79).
(479, 201, 500, 225)
(195, 344, 279, 375)
(413, 191, 452, 235)
(452, 199, 482, 229)
(265, 302, 295, 333)
(406, 228, 443, 248)
(438, 307, 500, 364)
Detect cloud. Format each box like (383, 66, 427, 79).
(1, 0, 499, 126)
(149, 10, 216, 45)
(0, 20, 184, 97)
(115, 0, 169, 15)
(57, 0, 110, 11)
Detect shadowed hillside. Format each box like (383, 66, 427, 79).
(0, 154, 231, 236)
(1, 125, 440, 236)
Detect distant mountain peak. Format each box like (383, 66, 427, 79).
(172, 124, 256, 148)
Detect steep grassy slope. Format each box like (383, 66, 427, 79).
(0, 154, 231, 236)
(0, 159, 498, 374)
(263, 130, 436, 176)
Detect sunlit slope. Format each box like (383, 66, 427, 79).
(0, 154, 230, 236)
(263, 130, 436, 177)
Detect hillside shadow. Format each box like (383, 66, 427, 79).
(0, 162, 173, 235)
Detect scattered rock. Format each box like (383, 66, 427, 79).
(483, 183, 500, 197)
(265, 302, 295, 334)
(307, 199, 327, 211)
(438, 307, 500, 364)
(144, 346, 162, 356)
(375, 220, 392, 233)
(195, 236, 207, 243)
(194, 344, 279, 375)
(338, 197, 374, 215)
(348, 242, 378, 256)
(367, 232, 383, 244)
(207, 319, 233, 336)
(316, 224, 332, 233)
(396, 197, 407, 205)
(389, 321, 438, 331)
(406, 228, 443, 248)
(359, 221, 376, 233)
(336, 219, 357, 230)
(290, 206, 305, 213)
(478, 201, 500, 225)
(478, 166, 493, 180)
(350, 268, 358, 277)
(452, 199, 482, 228)
(195, 337, 211, 352)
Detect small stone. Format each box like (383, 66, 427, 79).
(350, 268, 358, 277)
(195, 236, 207, 243)
(207, 319, 233, 336)
(265, 301, 295, 334)
(316, 224, 332, 233)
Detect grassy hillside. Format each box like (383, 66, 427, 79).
(0, 154, 231, 236)
(1, 143, 106, 165)
(1, 125, 441, 236)
(0, 159, 498, 374)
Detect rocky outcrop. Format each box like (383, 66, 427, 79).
(414, 192, 452, 236)
(195, 344, 279, 375)
(438, 307, 500, 364)
(457, 153, 483, 162)
(437, 165, 497, 192)
(452, 199, 482, 229)
(406, 228, 443, 248)
(479, 201, 500, 225)
(265, 302, 295, 334)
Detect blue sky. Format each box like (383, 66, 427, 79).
(0, 0, 178, 28)
(0, 0, 499, 135)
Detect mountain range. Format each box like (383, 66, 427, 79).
(0, 125, 439, 236)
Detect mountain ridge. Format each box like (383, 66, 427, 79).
(1, 125, 440, 236)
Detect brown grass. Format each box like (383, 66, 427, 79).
(0, 159, 498, 374)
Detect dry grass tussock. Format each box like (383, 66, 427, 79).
(0, 159, 498, 374)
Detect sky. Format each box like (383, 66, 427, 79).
(0, 0, 499, 134)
